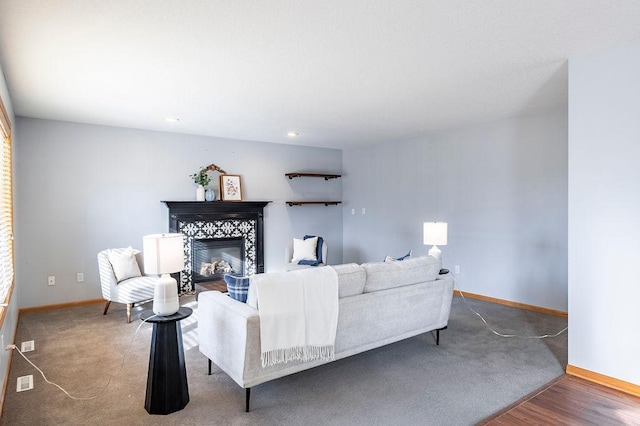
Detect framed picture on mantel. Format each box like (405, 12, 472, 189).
(220, 175, 243, 201)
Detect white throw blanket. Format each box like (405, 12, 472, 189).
(250, 267, 339, 368)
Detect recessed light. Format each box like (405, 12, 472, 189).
(165, 117, 180, 123)
(287, 132, 299, 137)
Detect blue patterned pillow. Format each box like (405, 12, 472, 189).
(384, 249, 412, 262)
(303, 235, 324, 263)
(223, 274, 251, 303)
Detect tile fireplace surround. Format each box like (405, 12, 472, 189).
(162, 201, 270, 294)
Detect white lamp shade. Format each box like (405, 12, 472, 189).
(423, 222, 448, 246)
(143, 233, 185, 275)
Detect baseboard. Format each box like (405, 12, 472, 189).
(453, 290, 568, 317)
(19, 298, 104, 314)
(566, 365, 640, 397)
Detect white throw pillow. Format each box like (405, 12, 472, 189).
(107, 247, 142, 283)
(291, 237, 318, 263)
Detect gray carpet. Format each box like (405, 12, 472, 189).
(1, 294, 567, 425)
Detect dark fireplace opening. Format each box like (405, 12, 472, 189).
(164, 200, 268, 293)
(192, 237, 244, 283)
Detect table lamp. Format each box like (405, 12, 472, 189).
(143, 233, 185, 316)
(423, 222, 447, 261)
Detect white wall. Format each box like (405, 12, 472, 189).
(0, 61, 18, 410)
(15, 118, 343, 308)
(343, 109, 568, 311)
(568, 45, 640, 385)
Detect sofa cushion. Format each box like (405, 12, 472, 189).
(362, 256, 440, 293)
(330, 263, 366, 298)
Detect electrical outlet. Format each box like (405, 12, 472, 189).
(454, 265, 461, 274)
(77, 273, 84, 283)
(47, 276, 55, 286)
(351, 208, 355, 215)
(361, 208, 366, 215)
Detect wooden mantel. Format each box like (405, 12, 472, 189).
(162, 201, 271, 215)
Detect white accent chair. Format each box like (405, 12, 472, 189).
(97, 249, 156, 323)
(283, 240, 328, 271)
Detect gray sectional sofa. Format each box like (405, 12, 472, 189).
(197, 255, 455, 411)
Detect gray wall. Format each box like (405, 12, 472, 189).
(343, 108, 568, 311)
(15, 118, 342, 308)
(568, 44, 640, 386)
(0, 61, 18, 410)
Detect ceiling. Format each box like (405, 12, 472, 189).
(1, 1, 640, 149)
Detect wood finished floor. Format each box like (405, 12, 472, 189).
(478, 375, 640, 425)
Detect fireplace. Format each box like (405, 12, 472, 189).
(163, 201, 270, 293)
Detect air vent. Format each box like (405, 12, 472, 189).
(21, 340, 35, 352)
(16, 375, 33, 392)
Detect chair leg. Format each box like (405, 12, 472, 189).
(103, 301, 111, 316)
(246, 388, 251, 412)
(127, 303, 132, 323)
(208, 359, 212, 375)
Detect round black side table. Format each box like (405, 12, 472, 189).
(140, 307, 193, 415)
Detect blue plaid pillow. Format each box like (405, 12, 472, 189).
(223, 274, 251, 303)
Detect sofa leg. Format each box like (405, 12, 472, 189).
(246, 388, 251, 412)
(103, 300, 111, 316)
(208, 359, 212, 375)
(436, 326, 448, 345)
(126, 303, 132, 324)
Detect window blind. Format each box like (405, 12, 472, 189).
(0, 97, 13, 314)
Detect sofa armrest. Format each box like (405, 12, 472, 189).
(198, 291, 260, 388)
